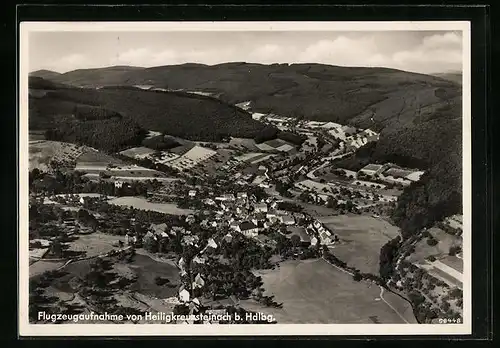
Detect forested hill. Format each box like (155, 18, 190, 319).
(29, 78, 273, 150)
(32, 63, 461, 131)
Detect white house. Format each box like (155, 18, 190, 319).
(192, 274, 205, 289)
(215, 194, 235, 201)
(310, 236, 319, 247)
(179, 288, 190, 303)
(238, 221, 259, 237)
(193, 256, 206, 264)
(188, 190, 197, 197)
(280, 215, 296, 225)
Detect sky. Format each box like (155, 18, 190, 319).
(28, 30, 463, 75)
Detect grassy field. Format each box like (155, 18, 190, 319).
(320, 214, 400, 275)
(66, 232, 125, 258)
(127, 254, 180, 299)
(108, 196, 193, 215)
(76, 148, 125, 165)
(241, 258, 412, 324)
(119, 146, 156, 159)
(408, 227, 461, 264)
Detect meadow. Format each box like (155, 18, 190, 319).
(241, 258, 413, 324)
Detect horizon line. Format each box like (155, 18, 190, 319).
(28, 62, 463, 76)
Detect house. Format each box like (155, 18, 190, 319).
(310, 236, 319, 247)
(215, 194, 235, 201)
(206, 238, 218, 250)
(279, 215, 295, 225)
(192, 273, 205, 289)
(179, 287, 190, 302)
(266, 210, 278, 219)
(203, 198, 216, 206)
(237, 192, 248, 199)
(238, 221, 259, 237)
(188, 190, 197, 197)
(114, 180, 125, 188)
(254, 203, 268, 213)
(358, 163, 384, 177)
(192, 256, 206, 264)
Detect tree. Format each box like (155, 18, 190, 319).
(353, 272, 362, 282)
(290, 235, 302, 248)
(427, 237, 438, 246)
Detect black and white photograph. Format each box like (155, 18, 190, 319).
(19, 21, 471, 336)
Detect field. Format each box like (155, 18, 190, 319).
(241, 259, 414, 324)
(126, 254, 180, 299)
(408, 227, 462, 263)
(108, 196, 193, 215)
(76, 148, 125, 165)
(29, 140, 84, 171)
(119, 146, 156, 159)
(319, 215, 400, 274)
(66, 232, 126, 258)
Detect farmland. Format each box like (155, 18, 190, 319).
(108, 196, 194, 215)
(319, 215, 400, 274)
(241, 258, 414, 324)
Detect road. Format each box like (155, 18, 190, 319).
(378, 286, 410, 324)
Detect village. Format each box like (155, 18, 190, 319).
(28, 100, 464, 325)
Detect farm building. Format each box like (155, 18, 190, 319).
(254, 203, 268, 213)
(358, 164, 384, 177)
(280, 215, 296, 225)
(238, 221, 259, 237)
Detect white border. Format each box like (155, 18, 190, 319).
(19, 21, 472, 336)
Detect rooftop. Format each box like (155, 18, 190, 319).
(239, 221, 258, 231)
